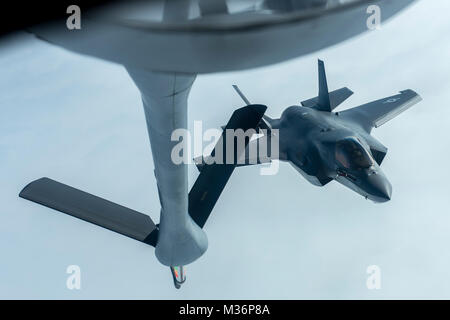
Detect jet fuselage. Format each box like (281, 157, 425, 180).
(273, 105, 392, 203)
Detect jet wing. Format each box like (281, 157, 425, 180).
(340, 89, 422, 131)
(19, 177, 159, 246)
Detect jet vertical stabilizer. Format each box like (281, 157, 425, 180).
(317, 59, 331, 111)
(301, 60, 353, 111)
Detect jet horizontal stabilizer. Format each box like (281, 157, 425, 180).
(19, 177, 159, 246)
(301, 87, 354, 111)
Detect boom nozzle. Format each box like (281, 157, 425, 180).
(170, 266, 186, 289)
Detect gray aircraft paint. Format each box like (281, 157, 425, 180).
(269, 105, 394, 202)
(232, 60, 420, 203)
(125, 68, 208, 266)
(30, 0, 415, 73)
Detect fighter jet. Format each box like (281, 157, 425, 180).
(15, 0, 419, 288)
(218, 60, 422, 203)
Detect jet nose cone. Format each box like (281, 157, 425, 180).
(367, 172, 392, 203)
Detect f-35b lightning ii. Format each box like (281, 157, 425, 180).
(221, 60, 422, 203)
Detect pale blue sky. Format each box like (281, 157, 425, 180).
(1, 0, 450, 299)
